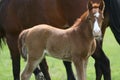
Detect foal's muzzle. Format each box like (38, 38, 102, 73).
(93, 30, 102, 40)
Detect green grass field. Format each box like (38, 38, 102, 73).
(0, 27, 120, 80)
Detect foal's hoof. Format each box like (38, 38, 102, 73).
(35, 72, 46, 80)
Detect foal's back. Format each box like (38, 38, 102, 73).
(25, 24, 75, 60)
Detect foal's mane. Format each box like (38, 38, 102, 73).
(72, 11, 88, 28)
(72, 3, 101, 28)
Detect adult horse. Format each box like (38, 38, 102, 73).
(108, 0, 120, 44)
(0, 0, 111, 80)
(18, 1, 104, 80)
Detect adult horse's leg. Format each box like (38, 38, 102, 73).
(92, 40, 111, 80)
(63, 61, 76, 80)
(92, 33, 111, 80)
(6, 34, 20, 80)
(33, 67, 46, 80)
(39, 58, 51, 80)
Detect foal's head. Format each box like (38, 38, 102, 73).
(87, 0, 105, 39)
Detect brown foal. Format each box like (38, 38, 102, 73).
(18, 1, 104, 80)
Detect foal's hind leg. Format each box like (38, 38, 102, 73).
(21, 50, 44, 80)
(63, 61, 76, 80)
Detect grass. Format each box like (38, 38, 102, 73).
(0, 27, 120, 80)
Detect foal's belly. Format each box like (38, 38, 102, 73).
(44, 48, 72, 62)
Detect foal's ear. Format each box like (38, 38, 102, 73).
(99, 0, 105, 11)
(87, 0, 93, 10)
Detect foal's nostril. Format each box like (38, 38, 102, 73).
(93, 30, 102, 37)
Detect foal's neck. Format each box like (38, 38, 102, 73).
(72, 12, 94, 40)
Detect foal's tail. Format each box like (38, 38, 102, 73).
(18, 30, 29, 61)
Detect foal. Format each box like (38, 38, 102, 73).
(18, 1, 104, 80)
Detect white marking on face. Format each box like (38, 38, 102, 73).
(93, 19, 100, 32)
(94, 12, 100, 18)
(93, 18, 101, 36)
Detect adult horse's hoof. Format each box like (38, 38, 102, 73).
(35, 72, 46, 80)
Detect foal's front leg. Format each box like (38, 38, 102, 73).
(73, 57, 88, 80)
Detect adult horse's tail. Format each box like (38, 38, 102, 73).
(0, 0, 7, 49)
(18, 30, 29, 61)
(0, 24, 5, 48)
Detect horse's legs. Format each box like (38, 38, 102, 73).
(92, 40, 111, 80)
(21, 63, 43, 80)
(6, 34, 45, 80)
(33, 67, 41, 76)
(33, 67, 46, 80)
(6, 35, 20, 80)
(73, 57, 88, 80)
(63, 61, 76, 80)
(21, 50, 44, 80)
(39, 58, 51, 80)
